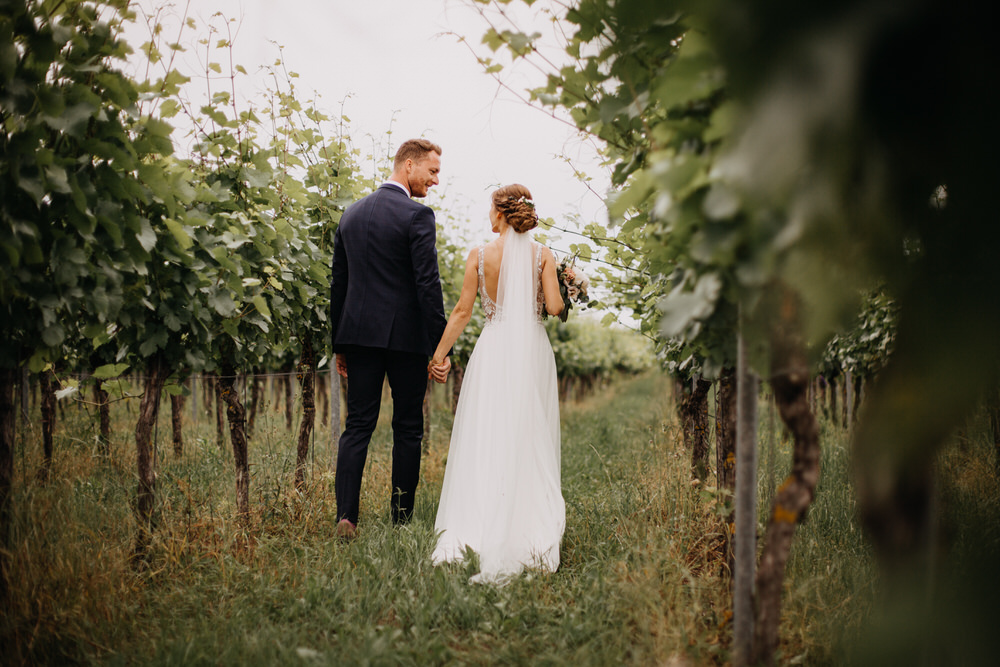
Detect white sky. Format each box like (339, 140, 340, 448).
(121, 0, 610, 249)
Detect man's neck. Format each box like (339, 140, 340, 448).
(386, 176, 410, 197)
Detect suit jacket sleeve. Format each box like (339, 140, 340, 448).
(409, 207, 449, 355)
(329, 223, 348, 349)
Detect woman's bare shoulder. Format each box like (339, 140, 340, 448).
(483, 238, 504, 258)
(536, 244, 556, 263)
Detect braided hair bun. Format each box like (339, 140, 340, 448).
(492, 184, 538, 233)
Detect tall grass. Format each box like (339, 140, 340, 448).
(771, 412, 877, 665)
(4, 373, 992, 665)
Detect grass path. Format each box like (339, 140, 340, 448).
(2, 371, 894, 665)
(2, 372, 725, 665)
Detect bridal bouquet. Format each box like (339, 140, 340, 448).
(550, 256, 590, 322)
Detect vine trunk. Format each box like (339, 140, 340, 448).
(716, 366, 737, 576)
(247, 372, 263, 438)
(213, 373, 225, 452)
(753, 292, 821, 666)
(0, 367, 15, 591)
(678, 375, 712, 481)
(93, 383, 110, 455)
(422, 376, 432, 451)
(294, 336, 316, 492)
(38, 370, 55, 481)
(450, 363, 465, 415)
(218, 363, 251, 531)
(283, 368, 294, 430)
(171, 393, 185, 457)
(133, 356, 166, 562)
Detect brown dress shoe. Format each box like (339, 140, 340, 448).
(336, 518, 357, 541)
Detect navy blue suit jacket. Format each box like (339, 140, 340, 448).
(329, 184, 448, 357)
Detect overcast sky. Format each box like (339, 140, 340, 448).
(121, 0, 610, 248)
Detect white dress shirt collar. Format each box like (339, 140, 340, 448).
(383, 179, 410, 197)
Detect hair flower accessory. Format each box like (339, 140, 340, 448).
(513, 196, 535, 209)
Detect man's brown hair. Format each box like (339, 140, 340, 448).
(393, 138, 442, 170)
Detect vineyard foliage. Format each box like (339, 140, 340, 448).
(477, 0, 1000, 653)
(471, 0, 907, 386)
(1, 0, 172, 373)
(0, 0, 656, 562)
(469, 0, 1000, 661)
(1, 0, 649, 388)
(3, 0, 997, 661)
(475, 0, 999, 441)
(547, 317, 652, 381)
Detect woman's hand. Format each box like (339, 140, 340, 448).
(428, 357, 451, 383)
(429, 248, 478, 383)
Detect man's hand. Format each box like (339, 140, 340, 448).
(428, 356, 451, 384)
(336, 353, 348, 379)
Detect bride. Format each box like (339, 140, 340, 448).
(428, 184, 566, 584)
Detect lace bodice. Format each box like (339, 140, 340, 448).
(478, 242, 545, 322)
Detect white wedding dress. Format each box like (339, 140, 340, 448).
(431, 229, 565, 584)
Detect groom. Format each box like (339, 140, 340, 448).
(330, 138, 450, 539)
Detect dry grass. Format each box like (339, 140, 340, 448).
(8, 373, 988, 665)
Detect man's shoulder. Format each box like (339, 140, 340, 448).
(350, 185, 428, 210)
(341, 188, 387, 222)
(381, 186, 432, 212)
(340, 186, 433, 231)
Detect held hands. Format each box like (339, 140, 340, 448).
(428, 356, 451, 384)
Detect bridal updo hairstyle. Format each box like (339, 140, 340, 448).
(492, 184, 538, 234)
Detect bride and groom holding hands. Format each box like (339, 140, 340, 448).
(329, 138, 567, 583)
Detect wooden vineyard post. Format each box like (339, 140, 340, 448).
(733, 330, 759, 666)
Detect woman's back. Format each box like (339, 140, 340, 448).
(479, 237, 505, 304)
(477, 237, 543, 322)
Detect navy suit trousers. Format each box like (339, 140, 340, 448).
(335, 346, 427, 525)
